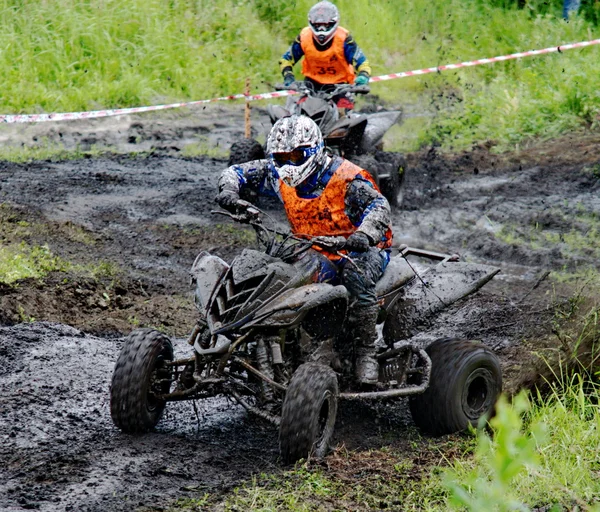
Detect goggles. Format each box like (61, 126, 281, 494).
(271, 144, 321, 167)
(310, 21, 336, 33)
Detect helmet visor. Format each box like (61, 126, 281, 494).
(310, 21, 336, 33)
(271, 146, 318, 167)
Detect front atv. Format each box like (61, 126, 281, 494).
(109, 208, 502, 464)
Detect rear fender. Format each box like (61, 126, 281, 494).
(245, 283, 349, 328)
(383, 261, 500, 342)
(359, 111, 402, 153)
(191, 252, 229, 313)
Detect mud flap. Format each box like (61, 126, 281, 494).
(383, 262, 500, 343)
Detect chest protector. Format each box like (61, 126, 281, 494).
(280, 160, 393, 260)
(300, 26, 356, 84)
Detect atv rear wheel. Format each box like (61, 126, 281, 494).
(409, 339, 502, 435)
(110, 328, 174, 433)
(228, 138, 265, 166)
(279, 363, 338, 464)
(375, 151, 406, 208)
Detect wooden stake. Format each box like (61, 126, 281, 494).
(244, 77, 251, 139)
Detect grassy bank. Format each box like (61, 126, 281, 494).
(169, 378, 600, 511)
(2, 0, 600, 151)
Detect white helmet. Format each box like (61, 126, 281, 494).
(267, 115, 325, 188)
(308, 1, 339, 46)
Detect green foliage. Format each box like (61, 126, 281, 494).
(446, 381, 600, 511)
(2, 1, 600, 150)
(0, 242, 71, 283)
(445, 392, 546, 511)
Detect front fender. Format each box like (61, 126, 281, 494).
(245, 283, 349, 328)
(191, 252, 229, 313)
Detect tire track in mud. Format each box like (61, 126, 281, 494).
(0, 130, 599, 510)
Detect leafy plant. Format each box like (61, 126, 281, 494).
(445, 392, 546, 512)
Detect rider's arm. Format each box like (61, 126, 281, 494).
(344, 175, 391, 245)
(279, 34, 304, 77)
(343, 34, 371, 78)
(218, 160, 279, 199)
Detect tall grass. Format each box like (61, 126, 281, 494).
(447, 379, 600, 511)
(2, 0, 600, 149)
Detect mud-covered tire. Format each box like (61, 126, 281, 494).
(375, 150, 406, 208)
(228, 138, 265, 166)
(409, 339, 502, 436)
(110, 328, 174, 434)
(279, 363, 338, 464)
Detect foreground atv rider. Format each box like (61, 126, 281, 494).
(279, 1, 371, 111)
(216, 115, 392, 385)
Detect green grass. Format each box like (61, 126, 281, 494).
(0, 242, 71, 283)
(170, 376, 600, 511)
(0, 203, 122, 284)
(494, 204, 600, 268)
(2, 0, 600, 151)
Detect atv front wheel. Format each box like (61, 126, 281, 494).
(228, 138, 265, 166)
(279, 363, 338, 464)
(110, 328, 174, 433)
(409, 339, 502, 435)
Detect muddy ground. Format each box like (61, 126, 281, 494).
(1, 105, 600, 511)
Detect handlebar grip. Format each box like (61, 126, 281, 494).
(353, 85, 370, 94)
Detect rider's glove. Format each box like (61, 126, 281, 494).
(345, 231, 371, 252)
(283, 72, 296, 87)
(216, 190, 242, 213)
(355, 73, 370, 86)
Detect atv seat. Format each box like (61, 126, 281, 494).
(375, 255, 416, 297)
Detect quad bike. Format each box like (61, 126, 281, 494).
(228, 81, 406, 207)
(110, 203, 502, 464)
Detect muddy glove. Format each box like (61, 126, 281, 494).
(216, 190, 241, 213)
(283, 72, 296, 87)
(355, 73, 370, 86)
(344, 231, 371, 252)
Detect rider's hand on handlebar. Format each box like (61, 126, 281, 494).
(311, 235, 347, 252)
(355, 73, 370, 86)
(216, 190, 241, 213)
(283, 72, 296, 87)
(344, 231, 371, 253)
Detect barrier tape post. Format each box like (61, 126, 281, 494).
(2, 38, 599, 124)
(244, 77, 251, 139)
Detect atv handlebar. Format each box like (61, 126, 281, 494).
(211, 206, 353, 253)
(274, 81, 370, 98)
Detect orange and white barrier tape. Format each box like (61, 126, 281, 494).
(1, 38, 599, 124)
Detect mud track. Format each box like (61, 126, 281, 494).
(1, 108, 599, 511)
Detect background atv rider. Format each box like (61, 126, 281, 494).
(216, 115, 392, 385)
(279, 0, 371, 113)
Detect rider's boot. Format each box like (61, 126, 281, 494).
(350, 304, 380, 385)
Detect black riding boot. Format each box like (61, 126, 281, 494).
(349, 304, 380, 385)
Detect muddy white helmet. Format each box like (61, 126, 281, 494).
(267, 115, 325, 188)
(308, 1, 339, 46)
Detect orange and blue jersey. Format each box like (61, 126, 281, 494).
(280, 26, 371, 84)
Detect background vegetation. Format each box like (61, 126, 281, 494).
(2, 0, 600, 150)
